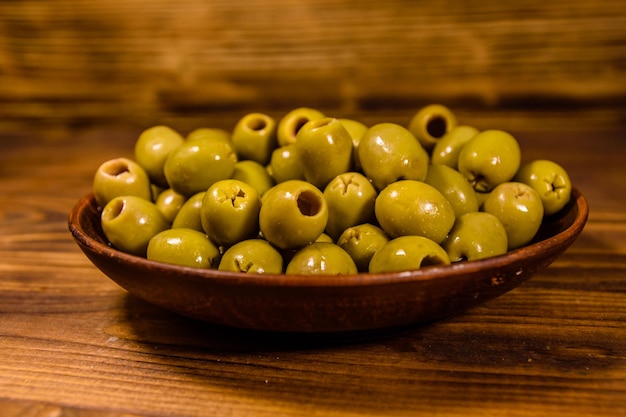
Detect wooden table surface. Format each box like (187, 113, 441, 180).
(1, 115, 625, 416)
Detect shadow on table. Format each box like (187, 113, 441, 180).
(113, 292, 434, 352)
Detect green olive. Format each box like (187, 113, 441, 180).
(431, 125, 479, 169)
(424, 164, 479, 218)
(231, 112, 278, 165)
(337, 223, 389, 272)
(101, 195, 169, 257)
(358, 123, 429, 191)
(267, 144, 306, 184)
(482, 182, 544, 250)
(514, 159, 572, 216)
(369, 235, 450, 273)
(442, 212, 508, 262)
(231, 160, 275, 196)
(186, 127, 232, 143)
(134, 125, 185, 187)
(408, 104, 458, 151)
(93, 157, 153, 208)
(458, 130, 521, 193)
(147, 228, 219, 268)
(286, 242, 357, 275)
(295, 117, 354, 189)
(339, 118, 368, 170)
(154, 188, 186, 223)
(375, 180, 455, 244)
(323, 172, 377, 240)
(171, 191, 206, 232)
(164, 138, 238, 196)
(218, 239, 284, 274)
(277, 107, 325, 147)
(259, 180, 328, 250)
(201, 179, 261, 247)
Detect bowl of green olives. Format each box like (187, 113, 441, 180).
(69, 106, 589, 333)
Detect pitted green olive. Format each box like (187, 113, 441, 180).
(323, 172, 377, 240)
(201, 179, 261, 247)
(408, 104, 458, 151)
(458, 130, 521, 193)
(164, 138, 238, 197)
(425, 164, 479, 218)
(101, 195, 169, 257)
(337, 223, 389, 272)
(369, 236, 450, 273)
(375, 180, 455, 244)
(358, 123, 429, 191)
(514, 159, 572, 216)
(277, 107, 325, 147)
(443, 212, 508, 262)
(295, 117, 354, 189)
(260, 180, 328, 250)
(93, 157, 153, 209)
(147, 228, 219, 268)
(286, 242, 357, 275)
(134, 125, 185, 187)
(218, 239, 283, 274)
(482, 182, 544, 250)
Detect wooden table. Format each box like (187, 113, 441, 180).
(1, 118, 625, 416)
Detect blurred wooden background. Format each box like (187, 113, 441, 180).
(1, 0, 625, 136)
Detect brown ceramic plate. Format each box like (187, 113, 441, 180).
(68, 188, 588, 333)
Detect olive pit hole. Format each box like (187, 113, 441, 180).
(104, 160, 131, 177)
(246, 117, 267, 131)
(426, 115, 448, 139)
(291, 117, 310, 137)
(297, 190, 322, 216)
(102, 199, 125, 221)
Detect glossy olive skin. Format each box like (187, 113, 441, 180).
(337, 223, 389, 272)
(442, 212, 508, 262)
(201, 179, 261, 247)
(267, 144, 306, 184)
(408, 104, 458, 151)
(514, 159, 572, 216)
(164, 138, 238, 197)
(482, 182, 544, 250)
(323, 172, 377, 240)
(295, 117, 354, 189)
(186, 127, 232, 143)
(218, 239, 284, 274)
(147, 228, 219, 269)
(260, 180, 328, 250)
(154, 188, 186, 223)
(339, 118, 368, 170)
(101, 195, 169, 257)
(369, 236, 450, 273)
(431, 125, 479, 169)
(171, 191, 205, 232)
(424, 164, 479, 218)
(277, 107, 325, 147)
(375, 180, 455, 244)
(285, 242, 357, 275)
(458, 130, 521, 192)
(93, 157, 153, 209)
(231, 160, 275, 196)
(134, 125, 185, 187)
(231, 112, 278, 165)
(358, 123, 430, 191)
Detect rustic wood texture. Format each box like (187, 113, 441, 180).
(1, 121, 625, 416)
(1, 0, 625, 134)
(1, 1, 626, 415)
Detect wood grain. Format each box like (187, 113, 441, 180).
(1, 0, 625, 133)
(1, 124, 625, 416)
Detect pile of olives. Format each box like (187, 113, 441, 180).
(93, 104, 572, 275)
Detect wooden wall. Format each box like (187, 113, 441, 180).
(1, 0, 625, 135)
